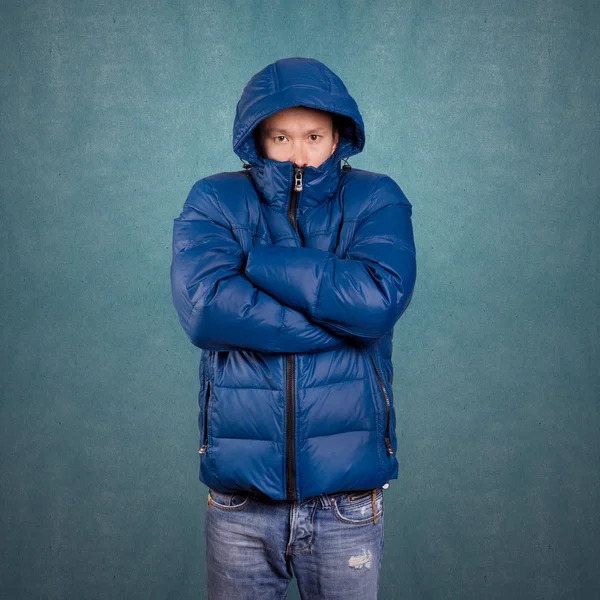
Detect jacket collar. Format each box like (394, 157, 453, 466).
(248, 139, 352, 211)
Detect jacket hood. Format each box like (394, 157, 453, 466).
(233, 57, 365, 165)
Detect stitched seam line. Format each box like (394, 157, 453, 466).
(212, 436, 281, 442)
(354, 178, 384, 227)
(311, 254, 330, 315)
(213, 385, 280, 391)
(213, 378, 365, 391)
(277, 303, 285, 348)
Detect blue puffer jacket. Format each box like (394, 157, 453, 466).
(170, 57, 417, 501)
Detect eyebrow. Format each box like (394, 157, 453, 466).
(264, 126, 327, 135)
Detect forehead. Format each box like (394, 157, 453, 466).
(259, 106, 333, 133)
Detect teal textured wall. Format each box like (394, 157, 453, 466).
(1, 1, 599, 598)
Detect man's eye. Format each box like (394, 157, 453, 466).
(309, 135, 321, 141)
(274, 136, 287, 142)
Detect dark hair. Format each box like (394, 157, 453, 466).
(252, 127, 264, 157)
(331, 113, 342, 136)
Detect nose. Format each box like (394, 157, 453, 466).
(290, 143, 308, 167)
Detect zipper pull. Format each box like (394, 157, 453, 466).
(294, 166, 303, 192)
(385, 438, 395, 455)
(199, 443, 207, 454)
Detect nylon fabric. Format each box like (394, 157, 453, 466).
(170, 57, 417, 501)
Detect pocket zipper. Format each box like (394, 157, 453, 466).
(369, 355, 395, 456)
(199, 381, 211, 454)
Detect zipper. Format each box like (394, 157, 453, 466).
(369, 355, 395, 456)
(285, 165, 303, 500)
(199, 380, 211, 454)
(287, 165, 304, 231)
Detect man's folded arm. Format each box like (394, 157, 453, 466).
(244, 176, 417, 341)
(170, 180, 345, 353)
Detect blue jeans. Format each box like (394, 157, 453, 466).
(205, 487, 384, 599)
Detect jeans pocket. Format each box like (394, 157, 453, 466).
(207, 488, 252, 512)
(331, 488, 384, 525)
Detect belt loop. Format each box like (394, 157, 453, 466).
(371, 489, 378, 524)
(319, 494, 331, 509)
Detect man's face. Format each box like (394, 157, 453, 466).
(256, 106, 339, 168)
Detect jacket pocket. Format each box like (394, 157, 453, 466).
(199, 380, 211, 455)
(368, 354, 394, 456)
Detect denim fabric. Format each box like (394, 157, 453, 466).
(205, 487, 384, 599)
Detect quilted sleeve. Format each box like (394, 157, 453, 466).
(170, 179, 346, 353)
(244, 175, 417, 341)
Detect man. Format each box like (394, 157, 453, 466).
(170, 57, 416, 599)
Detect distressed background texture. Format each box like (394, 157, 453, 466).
(1, 0, 599, 598)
